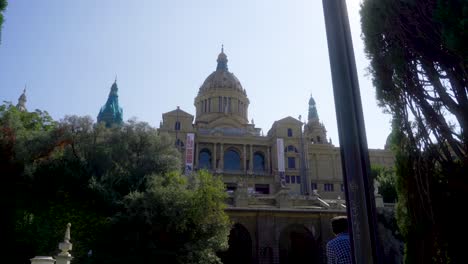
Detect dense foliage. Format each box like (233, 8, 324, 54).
(1, 103, 230, 264)
(0, 0, 6, 41)
(370, 165, 397, 203)
(361, 0, 467, 263)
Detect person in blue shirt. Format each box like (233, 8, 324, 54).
(326, 216, 352, 264)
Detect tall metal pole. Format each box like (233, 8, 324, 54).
(321, 1, 382, 263)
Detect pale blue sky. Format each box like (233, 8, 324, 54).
(0, 0, 392, 149)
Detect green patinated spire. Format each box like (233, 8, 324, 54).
(97, 79, 123, 127)
(308, 94, 318, 121)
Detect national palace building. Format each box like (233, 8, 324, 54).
(96, 48, 395, 264)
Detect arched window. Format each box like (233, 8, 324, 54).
(175, 121, 181, 131)
(287, 128, 293, 137)
(317, 136, 321, 143)
(224, 149, 241, 171)
(198, 149, 212, 169)
(253, 152, 265, 171)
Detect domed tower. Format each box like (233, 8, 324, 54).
(16, 87, 27, 112)
(194, 47, 250, 128)
(97, 79, 123, 127)
(305, 94, 328, 144)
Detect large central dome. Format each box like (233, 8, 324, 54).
(198, 48, 246, 94)
(194, 47, 250, 128)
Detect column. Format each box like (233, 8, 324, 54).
(266, 147, 271, 174)
(220, 143, 224, 172)
(194, 142, 198, 169)
(243, 144, 247, 173)
(249, 144, 253, 174)
(213, 142, 217, 170)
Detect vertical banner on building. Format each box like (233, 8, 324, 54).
(185, 133, 195, 174)
(276, 138, 286, 187)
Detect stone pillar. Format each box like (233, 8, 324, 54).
(30, 257, 55, 264)
(55, 223, 72, 264)
(249, 144, 253, 174)
(213, 142, 217, 170)
(194, 142, 198, 169)
(243, 144, 247, 173)
(220, 143, 224, 172)
(374, 180, 384, 208)
(266, 147, 270, 174)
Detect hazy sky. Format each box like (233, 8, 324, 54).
(0, 0, 392, 149)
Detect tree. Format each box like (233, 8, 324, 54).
(93, 171, 230, 264)
(5, 108, 230, 264)
(370, 165, 397, 203)
(361, 0, 467, 262)
(0, 0, 6, 42)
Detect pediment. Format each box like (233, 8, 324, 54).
(163, 108, 194, 118)
(204, 115, 246, 129)
(275, 116, 302, 125)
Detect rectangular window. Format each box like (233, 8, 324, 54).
(296, 176, 301, 184)
(204, 99, 207, 112)
(208, 98, 211, 112)
(291, 175, 296, 183)
(324, 183, 334, 192)
(311, 182, 317, 190)
(287, 128, 293, 137)
(255, 184, 270, 194)
(285, 175, 290, 183)
(228, 97, 232, 112)
(175, 121, 181, 131)
(223, 97, 227, 112)
(287, 157, 296, 169)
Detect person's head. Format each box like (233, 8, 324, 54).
(331, 216, 348, 235)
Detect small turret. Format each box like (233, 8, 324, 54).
(16, 86, 27, 112)
(305, 94, 328, 144)
(216, 44, 228, 71)
(308, 94, 318, 122)
(97, 79, 124, 127)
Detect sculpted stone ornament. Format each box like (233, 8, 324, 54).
(58, 223, 72, 257)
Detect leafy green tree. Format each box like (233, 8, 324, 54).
(361, 1, 467, 262)
(370, 165, 397, 203)
(5, 107, 230, 264)
(0, 0, 6, 41)
(93, 170, 230, 264)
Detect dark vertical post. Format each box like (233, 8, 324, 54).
(321, 0, 382, 263)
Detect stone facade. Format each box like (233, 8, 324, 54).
(159, 49, 395, 263)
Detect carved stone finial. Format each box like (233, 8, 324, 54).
(58, 223, 72, 257)
(64, 223, 71, 242)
